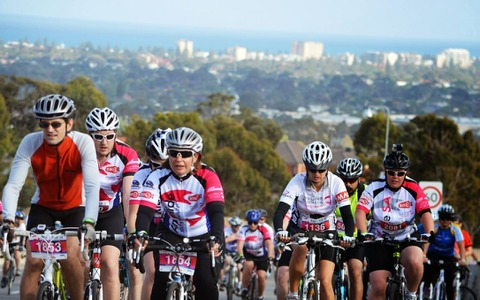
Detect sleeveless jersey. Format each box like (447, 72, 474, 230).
(279, 172, 350, 232)
(238, 224, 272, 257)
(139, 164, 225, 237)
(335, 182, 367, 237)
(2, 131, 99, 223)
(356, 178, 430, 240)
(98, 140, 139, 213)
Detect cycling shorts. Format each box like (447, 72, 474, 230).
(365, 240, 422, 273)
(244, 252, 270, 272)
(96, 204, 125, 250)
(26, 204, 84, 230)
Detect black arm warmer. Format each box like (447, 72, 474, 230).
(135, 206, 155, 234)
(273, 202, 290, 231)
(339, 205, 355, 236)
(207, 201, 225, 242)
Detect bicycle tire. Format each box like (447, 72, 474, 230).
(226, 265, 235, 300)
(84, 280, 102, 300)
(434, 282, 447, 300)
(386, 280, 402, 300)
(37, 281, 54, 300)
(7, 263, 15, 295)
(248, 273, 258, 300)
(459, 286, 477, 300)
(166, 281, 183, 300)
(119, 258, 129, 300)
(306, 280, 319, 300)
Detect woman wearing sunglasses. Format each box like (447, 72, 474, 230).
(355, 144, 434, 300)
(134, 127, 225, 300)
(127, 127, 171, 300)
(1, 94, 99, 300)
(85, 107, 140, 300)
(274, 141, 355, 300)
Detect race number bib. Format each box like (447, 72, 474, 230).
(29, 234, 68, 260)
(158, 250, 197, 276)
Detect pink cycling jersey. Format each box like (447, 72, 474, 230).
(356, 177, 430, 240)
(238, 224, 272, 257)
(139, 165, 224, 237)
(98, 141, 139, 213)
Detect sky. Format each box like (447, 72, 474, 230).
(1, 0, 479, 42)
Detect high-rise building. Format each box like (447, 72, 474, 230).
(436, 48, 471, 68)
(176, 39, 194, 57)
(291, 41, 324, 59)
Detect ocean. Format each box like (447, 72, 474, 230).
(1, 14, 480, 57)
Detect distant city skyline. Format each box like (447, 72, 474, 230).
(1, 0, 479, 43)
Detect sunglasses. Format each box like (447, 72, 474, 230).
(386, 170, 406, 177)
(91, 133, 116, 141)
(308, 169, 327, 174)
(39, 121, 65, 129)
(342, 178, 359, 184)
(168, 149, 194, 158)
(248, 222, 258, 225)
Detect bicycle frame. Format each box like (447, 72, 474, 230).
(80, 229, 125, 300)
(29, 223, 78, 300)
(334, 248, 349, 300)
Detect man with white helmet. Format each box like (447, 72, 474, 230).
(128, 127, 171, 300)
(274, 141, 355, 300)
(86, 107, 140, 300)
(1, 94, 99, 300)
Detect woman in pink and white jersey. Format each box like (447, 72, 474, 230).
(355, 144, 434, 300)
(135, 127, 225, 300)
(86, 107, 140, 300)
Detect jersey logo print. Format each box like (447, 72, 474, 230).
(383, 197, 392, 212)
(398, 201, 411, 209)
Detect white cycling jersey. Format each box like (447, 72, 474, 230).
(279, 171, 350, 232)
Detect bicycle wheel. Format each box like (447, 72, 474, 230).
(7, 263, 15, 295)
(166, 281, 182, 300)
(119, 259, 129, 300)
(306, 280, 319, 300)
(247, 273, 258, 300)
(226, 265, 235, 300)
(434, 282, 447, 300)
(386, 280, 402, 300)
(84, 280, 102, 300)
(37, 281, 54, 300)
(459, 286, 477, 300)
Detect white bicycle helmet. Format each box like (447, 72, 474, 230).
(302, 141, 332, 170)
(228, 216, 242, 227)
(33, 94, 76, 120)
(85, 107, 119, 132)
(145, 128, 172, 160)
(337, 158, 363, 179)
(166, 127, 203, 152)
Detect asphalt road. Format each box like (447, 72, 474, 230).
(219, 272, 277, 300)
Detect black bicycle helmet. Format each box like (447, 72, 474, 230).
(336, 158, 363, 179)
(383, 144, 410, 169)
(438, 204, 455, 220)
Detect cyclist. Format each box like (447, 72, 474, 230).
(1, 94, 99, 300)
(274, 141, 355, 300)
(336, 157, 368, 300)
(452, 215, 479, 264)
(128, 128, 171, 300)
(274, 209, 291, 300)
(134, 127, 225, 300)
(421, 204, 466, 300)
(219, 216, 243, 292)
(86, 107, 140, 300)
(355, 144, 434, 300)
(237, 209, 275, 300)
(1, 210, 27, 287)
(258, 209, 274, 237)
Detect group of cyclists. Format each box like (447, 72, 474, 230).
(0, 93, 476, 300)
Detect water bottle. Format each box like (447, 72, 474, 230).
(54, 221, 63, 230)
